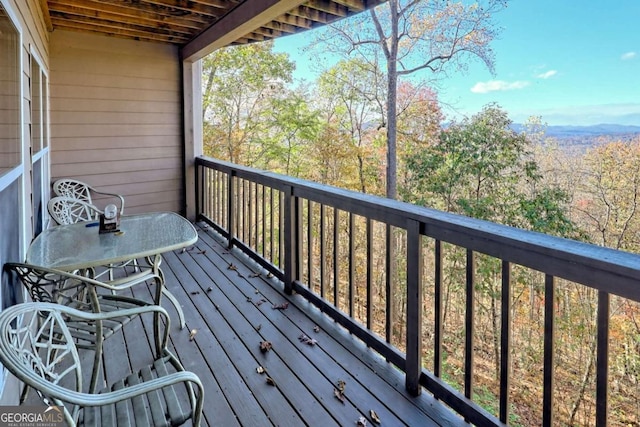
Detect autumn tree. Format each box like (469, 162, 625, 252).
(201, 42, 295, 167)
(312, 0, 508, 200)
(314, 59, 386, 193)
(576, 138, 640, 252)
(403, 105, 580, 408)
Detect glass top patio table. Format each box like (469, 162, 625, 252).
(26, 212, 198, 271)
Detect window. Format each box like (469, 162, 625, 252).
(0, 5, 20, 176)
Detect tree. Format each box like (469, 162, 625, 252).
(312, 0, 508, 199)
(403, 104, 580, 393)
(201, 42, 295, 166)
(315, 59, 386, 193)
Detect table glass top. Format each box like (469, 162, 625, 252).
(26, 212, 198, 271)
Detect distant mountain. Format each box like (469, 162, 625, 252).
(511, 123, 640, 137)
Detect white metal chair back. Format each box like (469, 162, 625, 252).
(0, 302, 204, 426)
(47, 196, 101, 225)
(53, 178, 124, 214)
(0, 302, 82, 424)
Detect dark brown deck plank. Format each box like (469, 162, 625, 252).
(186, 230, 419, 426)
(163, 247, 335, 426)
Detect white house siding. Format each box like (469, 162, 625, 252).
(50, 30, 183, 214)
(0, 0, 50, 404)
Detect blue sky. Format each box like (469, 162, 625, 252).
(273, 1, 640, 126)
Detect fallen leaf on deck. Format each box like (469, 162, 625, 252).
(189, 329, 197, 341)
(298, 334, 318, 346)
(357, 416, 367, 426)
(255, 299, 267, 306)
(255, 323, 262, 331)
(260, 341, 272, 353)
(249, 273, 260, 278)
(246, 296, 253, 302)
(266, 377, 276, 387)
(369, 410, 381, 424)
(256, 366, 265, 374)
(313, 326, 320, 333)
(197, 250, 207, 255)
(266, 272, 274, 278)
(272, 302, 289, 310)
(228, 263, 237, 271)
(334, 379, 346, 403)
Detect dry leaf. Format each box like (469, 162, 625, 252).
(272, 302, 289, 310)
(256, 366, 265, 374)
(298, 334, 318, 346)
(313, 326, 320, 333)
(369, 410, 381, 425)
(189, 329, 197, 341)
(357, 416, 367, 426)
(228, 263, 237, 271)
(337, 380, 346, 392)
(334, 388, 345, 404)
(260, 341, 272, 353)
(197, 249, 207, 255)
(266, 376, 276, 387)
(255, 299, 267, 306)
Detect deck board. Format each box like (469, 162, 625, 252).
(23, 222, 466, 427)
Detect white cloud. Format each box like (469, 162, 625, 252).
(470, 80, 530, 94)
(536, 70, 557, 79)
(621, 51, 637, 60)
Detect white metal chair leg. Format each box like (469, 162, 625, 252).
(162, 288, 186, 329)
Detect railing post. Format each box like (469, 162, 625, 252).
(406, 219, 423, 396)
(227, 171, 236, 249)
(596, 291, 610, 427)
(283, 185, 298, 295)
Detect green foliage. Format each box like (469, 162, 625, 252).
(402, 103, 580, 238)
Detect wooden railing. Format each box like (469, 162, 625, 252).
(195, 156, 640, 427)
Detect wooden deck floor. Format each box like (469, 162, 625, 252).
(27, 222, 466, 426)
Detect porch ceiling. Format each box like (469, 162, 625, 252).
(42, 0, 384, 55)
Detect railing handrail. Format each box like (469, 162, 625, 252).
(196, 155, 640, 302)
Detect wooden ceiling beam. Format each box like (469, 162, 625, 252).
(181, 0, 308, 62)
(130, 0, 229, 17)
(49, 13, 191, 40)
(51, 20, 190, 43)
(48, 0, 206, 29)
(47, 3, 198, 34)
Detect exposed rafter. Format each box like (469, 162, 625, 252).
(43, 0, 386, 55)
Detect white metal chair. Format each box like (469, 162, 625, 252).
(48, 196, 102, 226)
(0, 302, 203, 426)
(3, 262, 163, 395)
(53, 178, 124, 216)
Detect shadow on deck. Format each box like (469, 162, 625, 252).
(26, 222, 465, 426)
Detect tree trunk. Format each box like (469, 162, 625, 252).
(385, 0, 399, 200)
